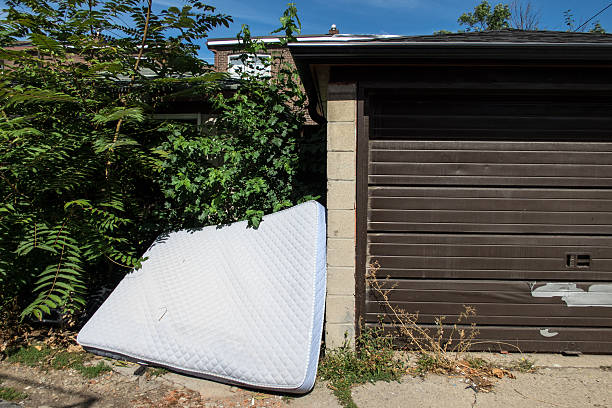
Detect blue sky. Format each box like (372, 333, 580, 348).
(200, 0, 612, 62)
(2, 0, 612, 63)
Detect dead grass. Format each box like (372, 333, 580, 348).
(367, 261, 517, 392)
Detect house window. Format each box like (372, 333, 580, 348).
(227, 54, 271, 78)
(150, 113, 215, 127)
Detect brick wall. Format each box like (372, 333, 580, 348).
(211, 44, 294, 76)
(210, 44, 316, 125)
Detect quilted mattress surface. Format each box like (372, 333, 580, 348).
(77, 201, 326, 393)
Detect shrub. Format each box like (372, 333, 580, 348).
(0, 1, 321, 321)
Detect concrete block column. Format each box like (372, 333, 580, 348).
(325, 83, 357, 349)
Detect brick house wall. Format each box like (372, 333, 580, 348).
(208, 42, 317, 125)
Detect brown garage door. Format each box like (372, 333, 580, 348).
(363, 89, 612, 353)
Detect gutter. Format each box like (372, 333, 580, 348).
(206, 35, 401, 47)
(289, 40, 612, 47)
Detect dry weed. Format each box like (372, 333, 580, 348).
(367, 261, 516, 392)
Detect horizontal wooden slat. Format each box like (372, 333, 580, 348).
(370, 163, 612, 178)
(370, 256, 612, 271)
(372, 115, 612, 131)
(369, 244, 612, 258)
(369, 210, 612, 225)
(365, 301, 612, 319)
(368, 267, 612, 281)
(368, 233, 612, 246)
(365, 279, 597, 291)
(368, 223, 612, 235)
(370, 149, 612, 165)
(365, 324, 612, 353)
(370, 140, 612, 152)
(371, 100, 612, 116)
(370, 186, 612, 199)
(370, 324, 612, 342)
(370, 128, 612, 140)
(366, 313, 612, 328)
(370, 210, 612, 223)
(368, 175, 612, 186)
(371, 198, 612, 211)
(367, 288, 610, 306)
(371, 196, 612, 213)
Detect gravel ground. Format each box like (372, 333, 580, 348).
(0, 359, 286, 408)
(1, 353, 611, 407)
(350, 367, 612, 408)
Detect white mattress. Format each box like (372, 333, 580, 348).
(77, 201, 326, 393)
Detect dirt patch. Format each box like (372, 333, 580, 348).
(0, 359, 287, 407)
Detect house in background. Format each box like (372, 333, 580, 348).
(208, 25, 360, 127)
(288, 29, 612, 353)
(207, 24, 340, 80)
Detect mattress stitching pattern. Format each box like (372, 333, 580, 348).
(77, 201, 326, 391)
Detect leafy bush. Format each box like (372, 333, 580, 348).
(158, 9, 320, 228)
(0, 0, 232, 321)
(0, 1, 321, 321)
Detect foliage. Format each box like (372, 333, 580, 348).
(590, 22, 606, 34)
(458, 0, 511, 31)
(414, 353, 438, 375)
(367, 262, 480, 358)
(157, 4, 322, 228)
(563, 9, 577, 31)
(563, 10, 607, 33)
(318, 326, 405, 408)
(433, 30, 453, 35)
(5, 344, 111, 378)
(367, 262, 517, 392)
(509, 357, 536, 373)
(147, 366, 169, 377)
(0, 384, 27, 401)
(50, 349, 87, 369)
(5, 344, 53, 366)
(78, 361, 113, 378)
(1, 0, 322, 322)
(454, 1, 607, 33)
(0, 0, 232, 322)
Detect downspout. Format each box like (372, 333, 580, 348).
(292, 58, 326, 125)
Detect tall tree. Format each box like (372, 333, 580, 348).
(0, 0, 231, 321)
(458, 1, 511, 31)
(509, 0, 540, 30)
(0, 1, 319, 323)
